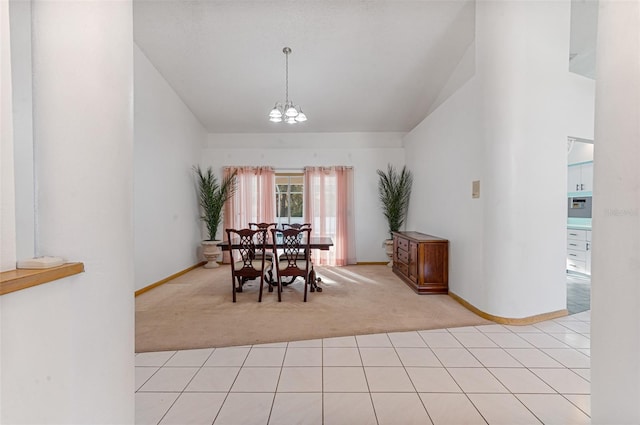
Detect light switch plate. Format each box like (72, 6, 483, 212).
(472, 180, 480, 198)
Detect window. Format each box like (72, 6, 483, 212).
(275, 173, 304, 228)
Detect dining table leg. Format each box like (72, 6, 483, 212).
(308, 267, 322, 292)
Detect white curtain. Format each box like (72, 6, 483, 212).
(223, 166, 276, 262)
(304, 166, 356, 266)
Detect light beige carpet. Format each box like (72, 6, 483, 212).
(135, 264, 491, 353)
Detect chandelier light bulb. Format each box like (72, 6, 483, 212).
(285, 104, 299, 118)
(268, 47, 307, 124)
(269, 104, 283, 118)
(295, 108, 307, 122)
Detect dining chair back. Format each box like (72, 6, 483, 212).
(282, 223, 311, 230)
(249, 223, 278, 245)
(248, 222, 277, 286)
(271, 228, 312, 302)
(281, 223, 311, 259)
(226, 228, 275, 302)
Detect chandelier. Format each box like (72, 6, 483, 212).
(269, 47, 307, 124)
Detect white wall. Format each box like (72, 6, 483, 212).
(405, 0, 595, 319)
(134, 45, 206, 291)
(0, 3, 13, 414)
(1, 2, 135, 423)
(566, 73, 596, 141)
(204, 132, 406, 262)
(8, 0, 35, 263)
(404, 75, 485, 305)
(428, 40, 476, 116)
(476, 0, 569, 318)
(1, 0, 17, 272)
(591, 0, 640, 422)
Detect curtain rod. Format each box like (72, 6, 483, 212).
(303, 166, 354, 170)
(223, 166, 354, 170)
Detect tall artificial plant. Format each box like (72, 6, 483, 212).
(194, 166, 237, 241)
(377, 164, 413, 239)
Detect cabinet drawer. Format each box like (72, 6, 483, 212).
(396, 248, 409, 263)
(395, 262, 408, 276)
(567, 229, 587, 241)
(396, 237, 409, 251)
(567, 249, 587, 262)
(567, 258, 587, 273)
(567, 240, 587, 251)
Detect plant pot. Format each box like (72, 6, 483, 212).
(384, 239, 394, 267)
(202, 240, 222, 268)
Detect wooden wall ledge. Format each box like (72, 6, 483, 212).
(0, 263, 85, 296)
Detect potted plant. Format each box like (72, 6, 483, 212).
(377, 164, 413, 266)
(194, 166, 237, 268)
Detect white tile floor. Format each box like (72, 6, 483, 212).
(135, 310, 591, 425)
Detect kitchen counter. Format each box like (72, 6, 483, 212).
(568, 218, 592, 231)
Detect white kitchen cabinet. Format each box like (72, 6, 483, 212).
(568, 162, 593, 193)
(586, 230, 592, 274)
(581, 163, 593, 192)
(567, 228, 591, 275)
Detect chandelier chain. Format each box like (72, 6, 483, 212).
(268, 46, 306, 124)
(285, 51, 289, 103)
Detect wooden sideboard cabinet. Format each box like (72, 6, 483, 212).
(392, 231, 449, 294)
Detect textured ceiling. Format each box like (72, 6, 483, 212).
(133, 0, 475, 133)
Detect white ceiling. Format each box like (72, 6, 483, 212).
(133, 0, 597, 134)
(569, 0, 599, 79)
(133, 0, 475, 134)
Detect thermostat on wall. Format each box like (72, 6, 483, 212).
(17, 256, 65, 269)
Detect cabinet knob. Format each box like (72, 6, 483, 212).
(576, 184, 579, 191)
(580, 183, 584, 190)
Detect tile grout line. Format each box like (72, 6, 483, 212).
(136, 315, 592, 424)
(442, 324, 591, 423)
(151, 349, 215, 425)
(437, 329, 490, 425)
(559, 392, 592, 418)
(135, 350, 179, 392)
(210, 346, 251, 425)
(507, 324, 591, 418)
(355, 335, 381, 425)
(321, 339, 324, 425)
(265, 343, 288, 425)
(511, 324, 573, 396)
(390, 331, 436, 425)
(457, 330, 549, 424)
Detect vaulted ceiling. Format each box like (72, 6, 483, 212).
(133, 0, 597, 134)
(133, 0, 475, 134)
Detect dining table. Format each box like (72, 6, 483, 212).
(217, 236, 333, 292)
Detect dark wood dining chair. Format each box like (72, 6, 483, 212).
(248, 222, 277, 285)
(271, 228, 312, 302)
(280, 223, 323, 291)
(226, 228, 276, 302)
(281, 223, 311, 259)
